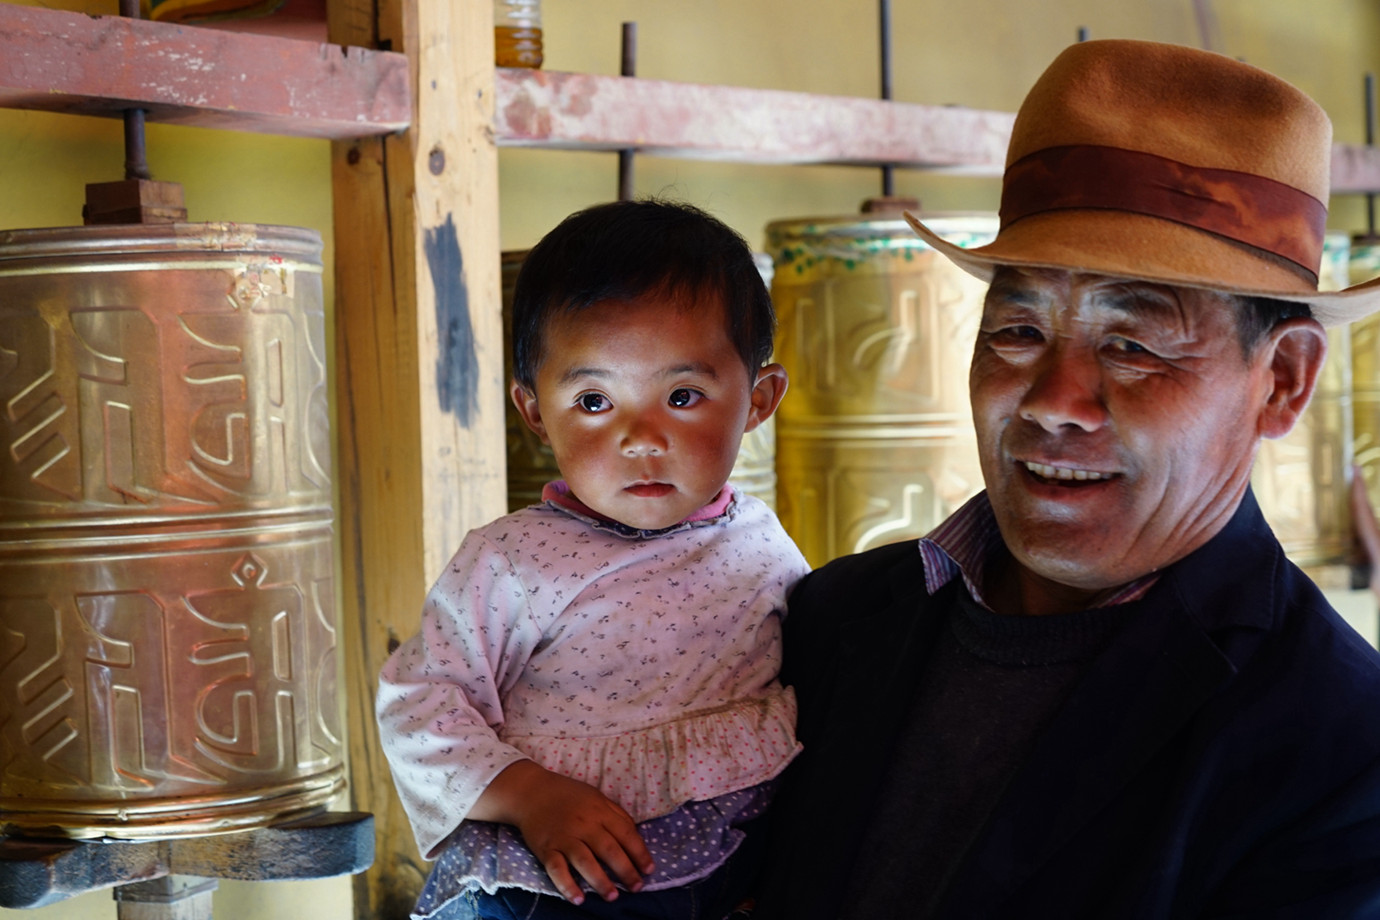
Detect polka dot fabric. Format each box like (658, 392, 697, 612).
(413, 782, 776, 917)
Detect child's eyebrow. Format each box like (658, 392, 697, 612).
(663, 362, 719, 379)
(555, 362, 721, 385)
(556, 366, 609, 385)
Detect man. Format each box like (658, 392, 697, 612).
(754, 39, 1380, 919)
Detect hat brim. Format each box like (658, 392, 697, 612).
(904, 211, 1380, 327)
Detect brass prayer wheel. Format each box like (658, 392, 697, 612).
(768, 214, 997, 568)
(1252, 231, 1354, 572)
(501, 250, 780, 511)
(1351, 238, 1380, 519)
(0, 223, 343, 839)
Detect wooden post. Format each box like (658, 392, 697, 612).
(327, 0, 505, 916)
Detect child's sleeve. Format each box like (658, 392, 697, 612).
(375, 528, 544, 858)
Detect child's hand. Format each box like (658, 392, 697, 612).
(469, 760, 656, 904)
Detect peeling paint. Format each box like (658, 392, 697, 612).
(424, 214, 478, 426)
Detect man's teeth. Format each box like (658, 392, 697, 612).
(1024, 461, 1112, 481)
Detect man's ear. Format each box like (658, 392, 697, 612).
(745, 363, 789, 433)
(1257, 318, 1328, 440)
(511, 379, 551, 445)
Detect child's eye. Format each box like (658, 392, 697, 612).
(668, 388, 703, 408)
(577, 392, 610, 413)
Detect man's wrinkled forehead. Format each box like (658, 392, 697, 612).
(984, 265, 1235, 327)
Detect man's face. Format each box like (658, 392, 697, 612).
(970, 267, 1278, 600)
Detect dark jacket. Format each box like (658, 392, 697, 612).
(756, 491, 1380, 919)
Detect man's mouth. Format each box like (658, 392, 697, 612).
(1023, 461, 1115, 483)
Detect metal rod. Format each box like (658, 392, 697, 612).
(617, 22, 637, 202)
(123, 109, 152, 180)
(1367, 72, 1376, 237)
(879, 0, 894, 197)
(119, 0, 151, 181)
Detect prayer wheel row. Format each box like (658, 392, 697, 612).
(500, 214, 1366, 577)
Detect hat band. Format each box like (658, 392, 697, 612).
(1000, 145, 1326, 278)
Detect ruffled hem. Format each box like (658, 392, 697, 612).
(414, 782, 776, 916)
(500, 687, 800, 823)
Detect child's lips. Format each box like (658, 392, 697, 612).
(625, 482, 674, 498)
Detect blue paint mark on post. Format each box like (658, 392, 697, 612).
(424, 214, 479, 426)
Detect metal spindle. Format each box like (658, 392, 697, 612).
(618, 22, 637, 202)
(879, 0, 894, 197)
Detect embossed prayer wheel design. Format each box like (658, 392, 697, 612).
(1252, 232, 1354, 570)
(501, 250, 780, 511)
(768, 214, 997, 568)
(0, 224, 343, 839)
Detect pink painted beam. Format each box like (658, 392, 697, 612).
(493, 68, 1015, 173)
(0, 4, 409, 139)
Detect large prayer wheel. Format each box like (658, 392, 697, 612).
(0, 223, 343, 839)
(767, 214, 997, 568)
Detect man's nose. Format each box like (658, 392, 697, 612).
(621, 414, 669, 456)
(1017, 345, 1107, 432)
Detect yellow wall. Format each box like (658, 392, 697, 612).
(2, 1, 1379, 918)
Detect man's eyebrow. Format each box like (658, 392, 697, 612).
(986, 276, 1047, 307)
(1094, 285, 1182, 321)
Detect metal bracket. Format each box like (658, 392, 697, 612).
(0, 811, 374, 910)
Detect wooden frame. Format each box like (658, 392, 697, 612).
(327, 0, 505, 915)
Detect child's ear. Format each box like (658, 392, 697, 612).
(745, 363, 789, 433)
(1256, 318, 1327, 441)
(511, 380, 551, 444)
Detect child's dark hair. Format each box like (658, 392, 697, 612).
(511, 199, 776, 390)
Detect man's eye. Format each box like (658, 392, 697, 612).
(577, 393, 609, 412)
(1110, 337, 1152, 355)
(992, 325, 1043, 342)
(668, 388, 702, 408)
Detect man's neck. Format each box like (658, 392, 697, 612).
(984, 547, 1125, 617)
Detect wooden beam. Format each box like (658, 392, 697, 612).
(328, 0, 505, 917)
(493, 67, 1015, 173)
(0, 4, 408, 139)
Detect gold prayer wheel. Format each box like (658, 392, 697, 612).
(767, 214, 997, 568)
(501, 250, 780, 511)
(1351, 237, 1380, 519)
(1252, 231, 1354, 572)
(0, 223, 343, 839)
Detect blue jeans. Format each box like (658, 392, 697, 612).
(436, 814, 765, 920)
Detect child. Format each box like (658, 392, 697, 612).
(377, 199, 811, 920)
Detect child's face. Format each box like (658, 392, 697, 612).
(512, 290, 785, 531)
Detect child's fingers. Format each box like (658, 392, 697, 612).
(540, 852, 587, 905)
(608, 820, 656, 879)
(584, 830, 649, 894)
(562, 844, 621, 903)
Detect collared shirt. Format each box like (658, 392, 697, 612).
(918, 491, 1158, 609)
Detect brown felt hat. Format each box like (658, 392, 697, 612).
(906, 38, 1380, 327)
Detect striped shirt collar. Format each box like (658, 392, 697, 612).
(918, 491, 1158, 610)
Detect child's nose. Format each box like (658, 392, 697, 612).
(621, 416, 668, 456)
